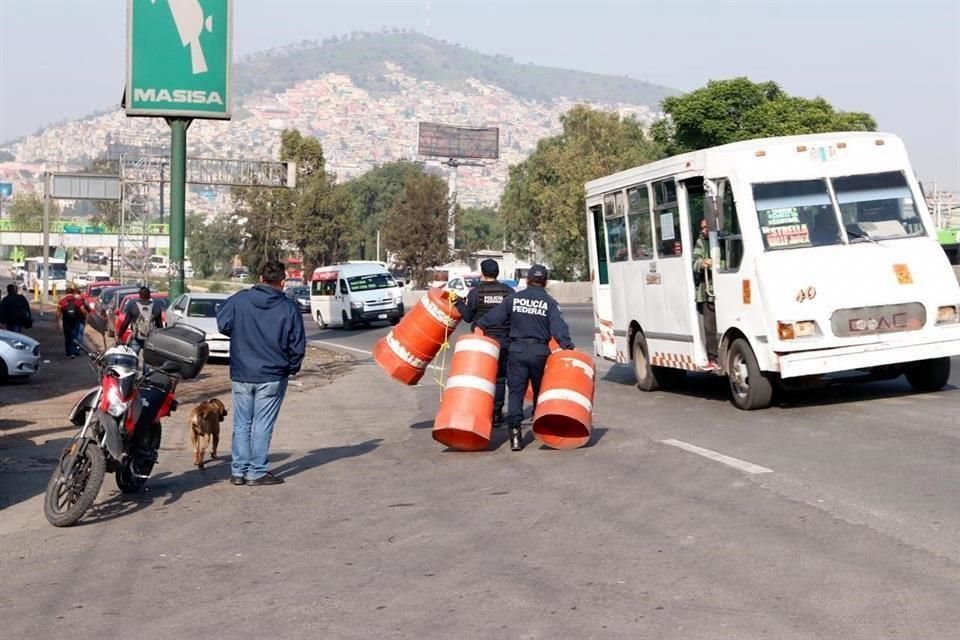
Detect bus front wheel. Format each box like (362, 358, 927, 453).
(726, 338, 773, 410)
(905, 357, 950, 393)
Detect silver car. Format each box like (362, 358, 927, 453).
(0, 329, 41, 381)
(166, 293, 231, 359)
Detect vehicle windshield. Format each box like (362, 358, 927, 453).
(48, 265, 68, 279)
(347, 273, 397, 291)
(754, 172, 926, 251)
(463, 277, 480, 288)
(754, 179, 839, 250)
(833, 171, 925, 241)
(288, 287, 309, 297)
(187, 299, 223, 318)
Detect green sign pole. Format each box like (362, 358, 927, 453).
(168, 118, 190, 299)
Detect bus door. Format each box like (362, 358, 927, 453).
(707, 178, 749, 352)
(589, 202, 615, 360)
(643, 179, 697, 367)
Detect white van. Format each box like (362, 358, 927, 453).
(310, 262, 404, 330)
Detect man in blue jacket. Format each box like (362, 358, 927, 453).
(217, 260, 306, 486)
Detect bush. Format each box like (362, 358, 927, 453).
(208, 281, 225, 293)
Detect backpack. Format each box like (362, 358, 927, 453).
(133, 300, 155, 339)
(62, 299, 80, 323)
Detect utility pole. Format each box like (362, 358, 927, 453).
(42, 173, 50, 310)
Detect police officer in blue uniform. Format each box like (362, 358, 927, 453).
(454, 259, 514, 427)
(477, 264, 574, 451)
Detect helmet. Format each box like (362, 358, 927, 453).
(527, 264, 548, 286)
(480, 259, 499, 278)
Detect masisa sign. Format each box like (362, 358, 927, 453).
(125, 0, 232, 119)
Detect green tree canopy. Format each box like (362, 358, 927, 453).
(7, 192, 59, 232)
(383, 173, 451, 287)
(651, 77, 877, 154)
(187, 212, 244, 279)
(499, 105, 661, 279)
(346, 160, 424, 261)
(455, 206, 502, 260)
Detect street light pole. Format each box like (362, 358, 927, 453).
(42, 173, 50, 310)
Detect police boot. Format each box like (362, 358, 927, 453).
(509, 426, 524, 452)
(492, 405, 505, 429)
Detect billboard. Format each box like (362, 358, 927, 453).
(126, 0, 232, 119)
(418, 123, 499, 160)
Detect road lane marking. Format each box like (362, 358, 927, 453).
(310, 340, 445, 372)
(660, 439, 773, 475)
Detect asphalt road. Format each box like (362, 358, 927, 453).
(308, 303, 960, 565)
(3, 296, 959, 638)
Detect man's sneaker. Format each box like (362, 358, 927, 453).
(230, 476, 246, 486)
(247, 472, 284, 486)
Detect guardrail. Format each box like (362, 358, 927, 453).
(0, 220, 170, 234)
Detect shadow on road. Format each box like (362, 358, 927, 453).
(272, 438, 383, 479)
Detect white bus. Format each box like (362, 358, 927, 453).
(585, 132, 960, 409)
(23, 257, 68, 295)
(310, 262, 404, 330)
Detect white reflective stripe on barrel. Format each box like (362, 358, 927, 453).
(385, 332, 428, 370)
(445, 375, 496, 396)
(420, 295, 458, 329)
(562, 357, 595, 379)
(454, 338, 500, 359)
(537, 388, 593, 413)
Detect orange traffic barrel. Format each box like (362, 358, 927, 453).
(373, 287, 461, 385)
(532, 349, 595, 449)
(524, 339, 561, 403)
(432, 333, 501, 451)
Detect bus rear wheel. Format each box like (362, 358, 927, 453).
(726, 338, 773, 410)
(904, 357, 950, 393)
(633, 333, 685, 391)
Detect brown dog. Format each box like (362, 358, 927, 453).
(188, 399, 228, 469)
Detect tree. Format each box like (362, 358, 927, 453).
(383, 173, 451, 287)
(7, 192, 58, 231)
(455, 206, 502, 260)
(186, 212, 244, 279)
(293, 176, 359, 270)
(651, 77, 877, 155)
(346, 160, 425, 261)
(499, 105, 660, 279)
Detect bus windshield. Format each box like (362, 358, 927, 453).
(46, 264, 68, 279)
(347, 273, 397, 292)
(834, 171, 925, 241)
(754, 171, 925, 251)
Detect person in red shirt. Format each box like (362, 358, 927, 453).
(56, 287, 87, 358)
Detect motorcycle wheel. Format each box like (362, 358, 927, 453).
(44, 439, 106, 527)
(116, 423, 161, 493)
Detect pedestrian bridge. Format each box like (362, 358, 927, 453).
(0, 220, 170, 250)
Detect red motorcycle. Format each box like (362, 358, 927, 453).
(44, 343, 181, 527)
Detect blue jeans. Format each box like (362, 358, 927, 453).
(63, 322, 82, 356)
(230, 379, 289, 480)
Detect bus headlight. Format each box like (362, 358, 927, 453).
(777, 320, 819, 340)
(936, 304, 960, 325)
(350, 301, 364, 310)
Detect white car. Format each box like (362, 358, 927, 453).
(0, 329, 40, 381)
(165, 293, 231, 359)
(444, 274, 481, 298)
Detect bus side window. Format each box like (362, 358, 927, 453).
(718, 181, 744, 272)
(653, 179, 682, 257)
(604, 191, 629, 263)
(627, 185, 653, 260)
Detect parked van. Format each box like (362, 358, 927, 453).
(310, 262, 404, 330)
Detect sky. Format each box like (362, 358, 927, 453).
(0, 0, 958, 189)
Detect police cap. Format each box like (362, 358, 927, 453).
(480, 259, 499, 277)
(527, 264, 548, 285)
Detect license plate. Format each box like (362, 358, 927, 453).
(378, 313, 387, 319)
